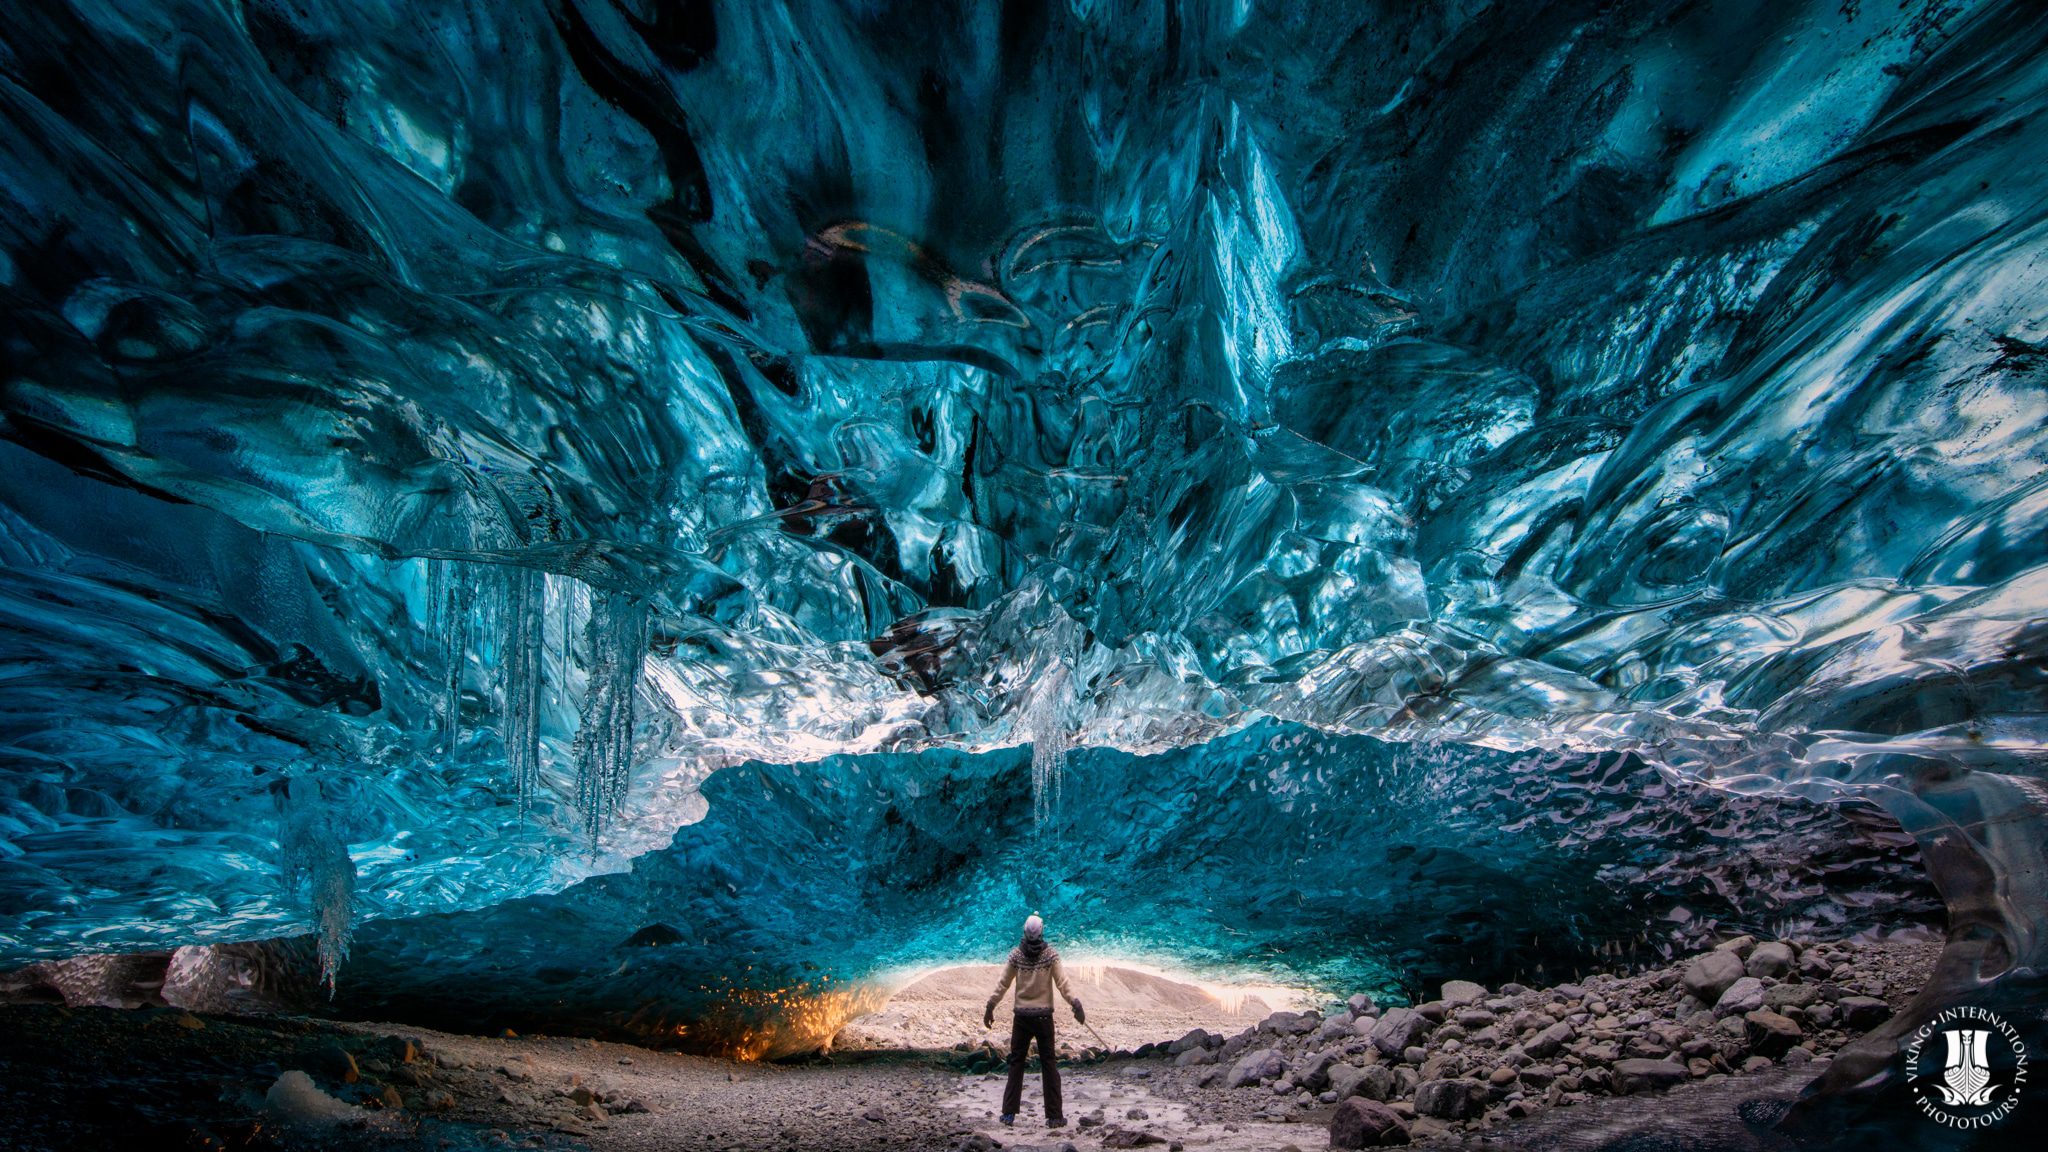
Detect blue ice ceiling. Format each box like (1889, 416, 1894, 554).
(0, 0, 2044, 1029)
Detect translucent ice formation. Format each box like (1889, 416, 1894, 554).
(0, 0, 2044, 1101)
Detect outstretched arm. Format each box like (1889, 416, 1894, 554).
(1052, 956, 1085, 1024)
(984, 961, 1016, 1028)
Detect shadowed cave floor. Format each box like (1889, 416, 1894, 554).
(0, 939, 2001, 1152)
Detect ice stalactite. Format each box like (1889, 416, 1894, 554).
(428, 558, 475, 763)
(501, 566, 547, 817)
(1029, 667, 1073, 827)
(275, 775, 355, 995)
(572, 591, 649, 844)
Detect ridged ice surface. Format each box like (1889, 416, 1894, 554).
(0, 0, 2044, 1019)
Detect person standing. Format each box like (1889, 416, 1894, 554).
(984, 913, 1084, 1128)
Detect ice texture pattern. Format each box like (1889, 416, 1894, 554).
(0, 0, 2044, 1061)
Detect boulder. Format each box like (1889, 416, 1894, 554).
(1746, 942, 1796, 979)
(1333, 1063, 1397, 1102)
(1713, 977, 1766, 1018)
(1175, 1047, 1216, 1067)
(1414, 1078, 1488, 1120)
(1260, 1010, 1319, 1037)
(1744, 1010, 1803, 1059)
(1613, 1058, 1689, 1093)
(1318, 1013, 1358, 1042)
(1296, 1049, 1341, 1092)
(1329, 1097, 1411, 1148)
(1369, 1008, 1428, 1056)
(1225, 1048, 1287, 1089)
(1348, 993, 1377, 1016)
(1440, 980, 1488, 1006)
(1168, 1028, 1215, 1054)
(1837, 996, 1893, 1030)
(1681, 952, 1746, 1006)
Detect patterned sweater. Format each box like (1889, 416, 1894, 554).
(987, 941, 1077, 1015)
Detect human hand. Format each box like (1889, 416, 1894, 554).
(984, 1004, 995, 1030)
(1072, 1000, 1086, 1025)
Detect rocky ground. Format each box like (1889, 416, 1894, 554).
(0, 934, 1943, 1151)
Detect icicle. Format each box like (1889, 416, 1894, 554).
(431, 558, 475, 762)
(571, 589, 647, 844)
(501, 566, 545, 816)
(275, 775, 355, 996)
(1028, 666, 1072, 826)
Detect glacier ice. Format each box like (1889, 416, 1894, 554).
(331, 723, 1941, 1059)
(0, 0, 2044, 1098)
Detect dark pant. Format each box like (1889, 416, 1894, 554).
(1001, 1011, 1062, 1119)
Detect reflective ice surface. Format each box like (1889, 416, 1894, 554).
(0, 0, 2043, 1063)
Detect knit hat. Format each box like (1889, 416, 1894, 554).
(1022, 913, 1044, 940)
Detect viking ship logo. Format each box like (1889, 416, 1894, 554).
(1936, 1028, 1994, 1107)
(1908, 1005, 2029, 1129)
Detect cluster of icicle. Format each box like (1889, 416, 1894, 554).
(286, 559, 649, 990)
(423, 557, 646, 835)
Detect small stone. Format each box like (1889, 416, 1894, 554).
(1746, 942, 1796, 979)
(1225, 1048, 1287, 1089)
(1744, 1010, 1803, 1059)
(302, 1045, 360, 1085)
(1488, 1065, 1518, 1087)
(375, 1085, 404, 1110)
(1260, 1010, 1319, 1037)
(1837, 996, 1892, 1030)
(1714, 935, 1758, 958)
(1328, 1097, 1411, 1148)
(1714, 978, 1767, 1018)
(424, 1090, 455, 1112)
(1524, 1021, 1574, 1059)
(1348, 994, 1377, 1016)
(1612, 1059, 1688, 1093)
(1414, 1078, 1488, 1120)
(1440, 980, 1488, 1006)
(1764, 983, 1820, 1011)
(1369, 1008, 1428, 1056)
(1681, 952, 1746, 1006)
(1454, 1008, 1497, 1030)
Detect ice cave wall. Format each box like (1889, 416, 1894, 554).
(0, 0, 2043, 1043)
(327, 723, 1938, 1058)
